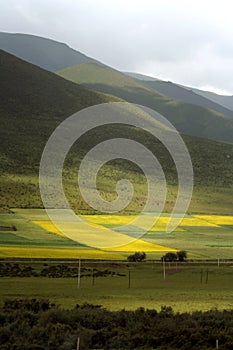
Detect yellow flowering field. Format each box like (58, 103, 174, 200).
(178, 217, 220, 227)
(0, 246, 124, 260)
(33, 221, 67, 237)
(81, 215, 185, 232)
(80, 214, 228, 229)
(33, 220, 175, 252)
(81, 215, 134, 225)
(194, 215, 233, 226)
(107, 240, 177, 252)
(2, 210, 233, 260)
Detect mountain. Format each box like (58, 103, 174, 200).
(0, 32, 103, 72)
(2, 32, 233, 144)
(187, 87, 233, 112)
(0, 50, 232, 214)
(124, 72, 159, 82)
(0, 49, 120, 173)
(57, 62, 233, 143)
(143, 81, 233, 119)
(124, 73, 233, 118)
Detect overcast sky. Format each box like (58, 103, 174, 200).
(1, 0, 233, 95)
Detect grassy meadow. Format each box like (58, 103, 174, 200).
(0, 262, 233, 312)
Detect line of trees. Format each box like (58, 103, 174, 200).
(0, 263, 125, 278)
(126, 251, 187, 263)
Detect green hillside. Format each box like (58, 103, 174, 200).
(140, 80, 233, 119)
(190, 87, 233, 112)
(125, 72, 233, 115)
(0, 49, 120, 176)
(57, 63, 233, 144)
(0, 50, 233, 214)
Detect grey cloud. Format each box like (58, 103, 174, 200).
(0, 0, 232, 94)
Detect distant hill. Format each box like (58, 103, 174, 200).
(0, 32, 102, 71)
(143, 81, 233, 119)
(188, 87, 233, 112)
(57, 62, 233, 143)
(124, 73, 233, 119)
(2, 32, 233, 143)
(123, 72, 159, 82)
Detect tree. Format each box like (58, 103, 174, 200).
(127, 252, 146, 262)
(162, 252, 177, 262)
(176, 250, 187, 262)
(162, 251, 188, 262)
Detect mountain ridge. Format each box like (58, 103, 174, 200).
(0, 32, 104, 72)
(57, 62, 233, 144)
(123, 72, 233, 118)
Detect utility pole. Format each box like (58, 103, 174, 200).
(163, 258, 166, 282)
(77, 336, 80, 350)
(77, 259, 81, 289)
(217, 236, 220, 268)
(128, 269, 131, 289)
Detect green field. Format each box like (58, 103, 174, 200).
(0, 209, 233, 260)
(0, 263, 233, 312)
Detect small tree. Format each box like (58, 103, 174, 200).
(176, 250, 187, 262)
(162, 251, 188, 262)
(162, 252, 177, 262)
(127, 252, 146, 262)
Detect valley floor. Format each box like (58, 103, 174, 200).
(0, 262, 233, 312)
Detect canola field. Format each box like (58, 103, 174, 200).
(0, 209, 233, 260)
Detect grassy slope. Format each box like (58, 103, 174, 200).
(124, 72, 233, 116)
(191, 87, 233, 111)
(141, 80, 233, 118)
(0, 49, 119, 174)
(1, 123, 233, 214)
(0, 50, 233, 215)
(57, 63, 233, 144)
